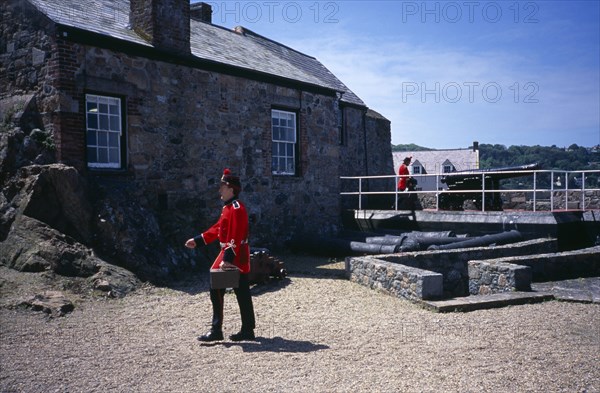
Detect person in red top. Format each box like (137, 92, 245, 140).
(397, 156, 412, 191)
(185, 169, 256, 342)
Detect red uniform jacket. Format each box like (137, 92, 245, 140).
(397, 164, 410, 191)
(200, 198, 250, 274)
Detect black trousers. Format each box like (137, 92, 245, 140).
(210, 273, 255, 332)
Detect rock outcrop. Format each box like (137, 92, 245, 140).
(1, 115, 201, 299)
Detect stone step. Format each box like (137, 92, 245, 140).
(421, 291, 555, 313)
(532, 277, 600, 304)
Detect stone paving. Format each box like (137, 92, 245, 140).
(532, 277, 600, 303)
(423, 277, 599, 312)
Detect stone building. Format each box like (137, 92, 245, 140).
(1, 0, 392, 248)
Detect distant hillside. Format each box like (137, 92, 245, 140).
(391, 144, 431, 152)
(478, 144, 600, 171)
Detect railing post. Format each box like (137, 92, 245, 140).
(564, 171, 568, 210)
(435, 173, 439, 211)
(533, 171, 537, 212)
(550, 171, 554, 211)
(394, 176, 398, 211)
(581, 171, 586, 210)
(481, 173, 486, 212)
(358, 178, 362, 210)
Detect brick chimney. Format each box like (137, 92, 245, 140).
(190, 2, 212, 23)
(130, 0, 190, 55)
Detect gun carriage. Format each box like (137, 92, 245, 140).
(439, 163, 541, 211)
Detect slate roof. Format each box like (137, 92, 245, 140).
(27, 0, 365, 107)
(392, 149, 479, 175)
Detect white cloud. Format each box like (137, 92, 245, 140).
(283, 30, 599, 148)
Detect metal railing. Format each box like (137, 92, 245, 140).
(341, 169, 600, 212)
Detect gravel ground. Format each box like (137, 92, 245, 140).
(1, 254, 599, 392)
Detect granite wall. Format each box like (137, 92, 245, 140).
(346, 238, 558, 299)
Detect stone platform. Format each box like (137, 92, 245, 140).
(422, 277, 600, 312)
(422, 291, 555, 313)
(345, 242, 600, 312)
(532, 277, 600, 303)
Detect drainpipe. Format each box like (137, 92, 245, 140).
(362, 109, 369, 190)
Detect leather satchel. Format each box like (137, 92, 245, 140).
(210, 267, 240, 289)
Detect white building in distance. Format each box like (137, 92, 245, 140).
(392, 142, 480, 191)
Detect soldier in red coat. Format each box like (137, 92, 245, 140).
(185, 169, 256, 342)
(397, 156, 412, 191)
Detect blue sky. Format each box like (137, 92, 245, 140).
(202, 1, 600, 149)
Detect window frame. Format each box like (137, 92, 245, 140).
(271, 108, 298, 176)
(85, 93, 126, 170)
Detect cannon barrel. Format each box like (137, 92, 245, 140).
(366, 231, 457, 246)
(288, 235, 400, 257)
(441, 163, 541, 189)
(427, 230, 523, 251)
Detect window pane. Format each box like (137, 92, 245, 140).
(109, 103, 119, 115)
(109, 116, 120, 131)
(87, 131, 97, 146)
(99, 103, 108, 114)
(87, 113, 98, 129)
(98, 148, 108, 163)
(87, 147, 97, 163)
(287, 158, 294, 173)
(108, 132, 119, 147)
(98, 131, 108, 147)
(87, 101, 97, 113)
(98, 115, 108, 130)
(286, 143, 293, 156)
(108, 148, 119, 163)
(273, 127, 280, 141)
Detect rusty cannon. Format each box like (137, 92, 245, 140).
(439, 163, 541, 211)
(248, 248, 287, 285)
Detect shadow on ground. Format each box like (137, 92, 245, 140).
(199, 336, 329, 353)
(163, 253, 344, 296)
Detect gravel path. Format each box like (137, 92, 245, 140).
(1, 255, 599, 392)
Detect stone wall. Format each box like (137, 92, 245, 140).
(0, 1, 59, 136)
(345, 238, 557, 299)
(468, 260, 532, 295)
(478, 246, 600, 282)
(346, 256, 443, 300)
(340, 109, 394, 211)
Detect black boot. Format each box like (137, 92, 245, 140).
(229, 330, 255, 342)
(197, 330, 224, 342)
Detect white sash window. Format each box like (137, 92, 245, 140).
(86, 94, 123, 169)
